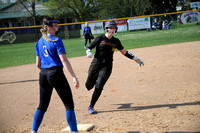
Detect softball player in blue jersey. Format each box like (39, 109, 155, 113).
(31, 17, 79, 133)
(83, 22, 93, 48)
(85, 20, 144, 114)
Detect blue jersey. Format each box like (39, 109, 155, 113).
(83, 26, 91, 35)
(35, 35, 66, 69)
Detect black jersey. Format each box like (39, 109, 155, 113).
(87, 34, 124, 62)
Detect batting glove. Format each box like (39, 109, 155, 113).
(133, 56, 144, 67)
(86, 49, 93, 58)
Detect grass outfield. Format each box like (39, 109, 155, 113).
(0, 23, 199, 68)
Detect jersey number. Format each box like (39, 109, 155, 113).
(43, 45, 48, 57)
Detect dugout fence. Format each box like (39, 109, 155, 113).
(0, 9, 199, 45)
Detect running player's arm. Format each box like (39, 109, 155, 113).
(119, 49, 144, 67)
(59, 54, 79, 89)
(119, 49, 128, 56)
(116, 39, 135, 59)
(85, 35, 102, 58)
(86, 35, 102, 50)
(119, 48, 136, 59)
(119, 48, 135, 60)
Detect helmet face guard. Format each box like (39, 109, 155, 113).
(105, 20, 118, 33)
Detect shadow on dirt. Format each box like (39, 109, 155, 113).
(0, 79, 38, 85)
(98, 101, 200, 113)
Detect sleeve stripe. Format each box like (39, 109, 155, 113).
(58, 51, 66, 55)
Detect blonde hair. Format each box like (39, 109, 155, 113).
(40, 17, 56, 42)
(40, 24, 51, 41)
(85, 22, 88, 26)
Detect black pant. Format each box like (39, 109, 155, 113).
(38, 67, 74, 112)
(84, 34, 91, 47)
(85, 59, 112, 108)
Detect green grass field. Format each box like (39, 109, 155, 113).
(0, 23, 199, 68)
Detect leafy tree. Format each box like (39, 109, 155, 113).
(93, 0, 151, 20)
(19, 0, 37, 25)
(40, 0, 179, 22)
(93, 0, 121, 19)
(149, 0, 178, 14)
(14, 0, 43, 25)
(131, 0, 152, 16)
(42, 0, 97, 21)
(1, 0, 12, 3)
(13, 0, 42, 39)
(178, 0, 190, 11)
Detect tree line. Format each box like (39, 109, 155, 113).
(1, 0, 191, 23)
(43, 0, 181, 21)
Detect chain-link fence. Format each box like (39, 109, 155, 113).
(0, 24, 81, 44)
(0, 10, 199, 45)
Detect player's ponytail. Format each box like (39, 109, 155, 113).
(40, 24, 51, 41)
(40, 17, 57, 41)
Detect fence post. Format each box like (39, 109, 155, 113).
(177, 14, 180, 29)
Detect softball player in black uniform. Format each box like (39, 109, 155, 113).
(31, 17, 79, 133)
(85, 20, 144, 114)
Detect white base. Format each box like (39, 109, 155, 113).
(62, 124, 95, 133)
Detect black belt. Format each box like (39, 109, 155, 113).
(94, 58, 106, 63)
(49, 66, 63, 70)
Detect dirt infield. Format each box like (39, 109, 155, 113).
(0, 41, 200, 133)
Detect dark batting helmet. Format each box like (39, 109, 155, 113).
(105, 20, 118, 33)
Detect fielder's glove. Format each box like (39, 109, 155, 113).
(133, 56, 144, 67)
(86, 49, 93, 58)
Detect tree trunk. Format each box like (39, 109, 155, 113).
(131, 0, 134, 16)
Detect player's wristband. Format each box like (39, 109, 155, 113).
(125, 51, 134, 59)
